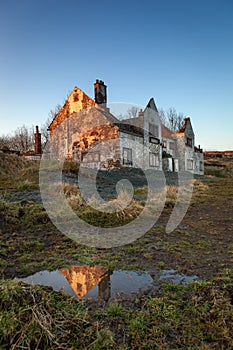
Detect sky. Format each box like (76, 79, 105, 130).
(0, 0, 232, 151)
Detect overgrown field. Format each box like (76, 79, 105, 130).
(0, 153, 233, 349)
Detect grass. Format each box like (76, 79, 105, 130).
(1, 270, 233, 349)
(1, 154, 233, 348)
(0, 153, 39, 190)
(0, 200, 51, 228)
(1, 171, 233, 276)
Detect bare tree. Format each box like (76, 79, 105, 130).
(0, 125, 34, 153)
(48, 104, 62, 121)
(0, 135, 11, 150)
(176, 112, 184, 131)
(0, 103, 63, 153)
(12, 125, 34, 152)
(158, 108, 166, 125)
(159, 107, 184, 132)
(40, 103, 62, 148)
(126, 106, 140, 119)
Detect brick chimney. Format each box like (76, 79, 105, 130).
(138, 109, 144, 117)
(94, 79, 107, 106)
(34, 125, 42, 154)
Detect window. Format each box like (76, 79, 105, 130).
(81, 151, 100, 162)
(149, 123, 159, 137)
(200, 161, 204, 171)
(123, 147, 133, 165)
(162, 141, 167, 148)
(149, 153, 159, 167)
(169, 141, 175, 150)
(187, 137, 193, 147)
(187, 159, 193, 170)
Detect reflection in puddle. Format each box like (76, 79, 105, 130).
(60, 265, 109, 299)
(18, 266, 154, 301)
(159, 269, 198, 285)
(18, 265, 198, 301)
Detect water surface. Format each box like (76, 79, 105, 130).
(18, 265, 198, 301)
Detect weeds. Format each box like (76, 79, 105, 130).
(1, 274, 233, 349)
(0, 153, 39, 190)
(1, 154, 233, 348)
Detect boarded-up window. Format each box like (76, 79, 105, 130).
(123, 147, 133, 165)
(149, 123, 159, 137)
(149, 153, 159, 167)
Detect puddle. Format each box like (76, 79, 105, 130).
(17, 265, 198, 301)
(17, 266, 154, 302)
(159, 269, 198, 285)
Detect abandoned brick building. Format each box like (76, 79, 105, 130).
(48, 80, 204, 175)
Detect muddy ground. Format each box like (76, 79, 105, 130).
(1, 156, 233, 349)
(1, 160, 232, 285)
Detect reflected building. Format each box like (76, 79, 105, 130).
(60, 265, 111, 301)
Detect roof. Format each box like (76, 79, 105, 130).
(146, 98, 158, 112)
(95, 106, 120, 124)
(120, 97, 159, 133)
(116, 122, 144, 137)
(161, 124, 174, 139)
(48, 86, 160, 140)
(121, 114, 144, 130)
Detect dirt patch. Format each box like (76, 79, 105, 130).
(1, 172, 233, 282)
(1, 158, 233, 349)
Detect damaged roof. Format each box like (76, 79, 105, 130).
(161, 124, 175, 139)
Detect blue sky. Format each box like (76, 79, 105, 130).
(0, 0, 232, 150)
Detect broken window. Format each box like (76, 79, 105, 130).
(149, 153, 159, 167)
(149, 123, 159, 137)
(187, 159, 193, 170)
(123, 147, 133, 165)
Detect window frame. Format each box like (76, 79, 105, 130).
(187, 159, 193, 170)
(149, 152, 159, 167)
(123, 147, 133, 166)
(200, 161, 204, 171)
(186, 137, 193, 147)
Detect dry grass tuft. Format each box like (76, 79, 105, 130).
(87, 190, 143, 218)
